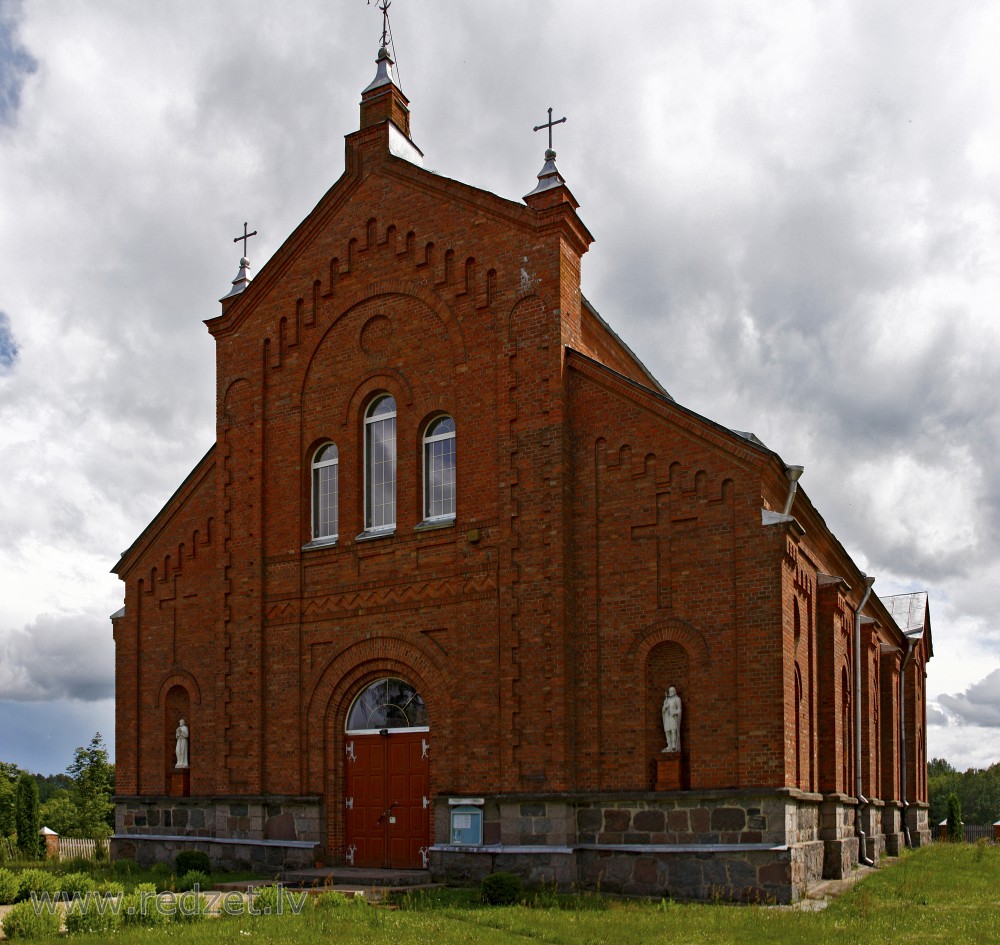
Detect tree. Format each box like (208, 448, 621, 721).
(34, 772, 73, 805)
(0, 762, 18, 837)
(38, 791, 78, 837)
(15, 773, 40, 857)
(946, 792, 963, 842)
(929, 758, 1000, 826)
(66, 733, 115, 839)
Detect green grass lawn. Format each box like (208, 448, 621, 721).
(4, 843, 1000, 943)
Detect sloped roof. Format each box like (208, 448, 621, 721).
(879, 591, 929, 637)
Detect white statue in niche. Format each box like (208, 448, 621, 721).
(175, 719, 189, 769)
(661, 688, 682, 753)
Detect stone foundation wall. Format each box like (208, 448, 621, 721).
(431, 790, 826, 903)
(881, 803, 905, 856)
(858, 801, 885, 864)
(906, 803, 932, 847)
(112, 795, 321, 871)
(818, 794, 859, 879)
(576, 842, 825, 904)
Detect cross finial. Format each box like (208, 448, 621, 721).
(368, 0, 391, 49)
(533, 106, 567, 154)
(233, 222, 258, 258)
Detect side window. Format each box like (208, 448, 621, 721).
(423, 415, 456, 520)
(311, 443, 338, 540)
(365, 395, 397, 530)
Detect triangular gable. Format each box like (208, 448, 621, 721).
(112, 444, 216, 576)
(207, 149, 594, 341)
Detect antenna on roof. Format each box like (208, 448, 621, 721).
(368, 0, 402, 90)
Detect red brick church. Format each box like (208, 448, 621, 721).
(110, 33, 933, 902)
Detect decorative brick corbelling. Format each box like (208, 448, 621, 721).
(303, 278, 469, 374)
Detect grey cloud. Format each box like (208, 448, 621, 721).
(938, 670, 1000, 728)
(0, 311, 16, 370)
(0, 613, 114, 702)
(0, 0, 997, 772)
(0, 1, 36, 127)
(927, 703, 949, 727)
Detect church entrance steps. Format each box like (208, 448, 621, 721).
(281, 866, 435, 889)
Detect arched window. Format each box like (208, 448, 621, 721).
(346, 677, 429, 733)
(311, 443, 338, 540)
(365, 395, 396, 530)
(423, 415, 456, 521)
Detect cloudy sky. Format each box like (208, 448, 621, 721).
(1, 0, 998, 776)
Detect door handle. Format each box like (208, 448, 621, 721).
(377, 801, 398, 824)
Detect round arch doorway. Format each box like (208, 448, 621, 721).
(344, 677, 430, 869)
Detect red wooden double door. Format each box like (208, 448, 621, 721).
(345, 730, 429, 869)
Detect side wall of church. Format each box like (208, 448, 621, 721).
(566, 356, 790, 792)
(114, 458, 219, 797)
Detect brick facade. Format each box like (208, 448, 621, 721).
(111, 44, 933, 899)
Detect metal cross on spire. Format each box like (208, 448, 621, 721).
(233, 222, 258, 258)
(533, 107, 567, 153)
(368, 0, 392, 48)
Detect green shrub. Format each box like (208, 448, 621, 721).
(111, 856, 137, 878)
(217, 890, 247, 916)
(121, 882, 170, 927)
(150, 862, 172, 880)
(317, 889, 364, 909)
(250, 884, 307, 916)
(172, 890, 210, 922)
(480, 871, 523, 906)
(0, 867, 20, 904)
(15, 868, 60, 902)
(529, 882, 560, 908)
(65, 896, 122, 936)
(14, 774, 40, 859)
(946, 792, 963, 842)
(177, 869, 211, 891)
(58, 871, 97, 896)
(61, 857, 96, 874)
(94, 879, 124, 896)
(174, 850, 212, 876)
(2, 898, 61, 939)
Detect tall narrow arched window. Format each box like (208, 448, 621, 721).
(365, 395, 396, 530)
(312, 443, 339, 540)
(423, 415, 456, 521)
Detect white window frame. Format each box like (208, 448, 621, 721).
(422, 415, 456, 523)
(311, 442, 338, 542)
(363, 394, 397, 532)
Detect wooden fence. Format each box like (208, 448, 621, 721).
(964, 824, 993, 843)
(0, 835, 109, 863)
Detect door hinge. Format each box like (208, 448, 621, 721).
(345, 796, 354, 810)
(345, 740, 356, 762)
(421, 738, 430, 758)
(345, 844, 356, 865)
(419, 846, 429, 868)
(423, 795, 430, 810)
